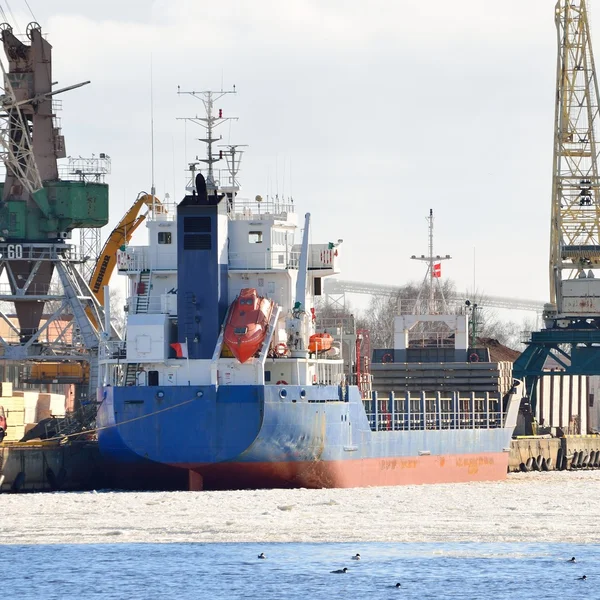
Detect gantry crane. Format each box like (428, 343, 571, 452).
(515, 0, 600, 413)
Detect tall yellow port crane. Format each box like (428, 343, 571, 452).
(547, 0, 600, 324)
(515, 0, 600, 413)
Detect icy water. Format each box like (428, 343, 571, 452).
(2, 471, 600, 544)
(2, 473, 600, 598)
(1, 542, 597, 600)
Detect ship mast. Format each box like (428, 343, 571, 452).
(221, 144, 247, 212)
(411, 209, 451, 314)
(176, 87, 237, 192)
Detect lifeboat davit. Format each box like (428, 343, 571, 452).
(308, 333, 333, 353)
(224, 288, 274, 364)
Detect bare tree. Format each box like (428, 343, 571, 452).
(462, 290, 538, 350)
(109, 287, 126, 337)
(319, 281, 535, 354)
(361, 279, 458, 350)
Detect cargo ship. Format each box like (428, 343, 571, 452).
(97, 92, 522, 490)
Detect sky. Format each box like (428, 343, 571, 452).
(0, 0, 571, 308)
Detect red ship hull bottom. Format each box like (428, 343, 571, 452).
(179, 452, 509, 491)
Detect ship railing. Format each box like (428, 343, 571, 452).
(289, 248, 338, 271)
(228, 248, 337, 271)
(230, 198, 295, 219)
(395, 298, 459, 316)
(316, 315, 356, 336)
(229, 250, 291, 270)
(364, 391, 505, 432)
(125, 294, 177, 315)
(148, 200, 177, 222)
(358, 372, 373, 399)
(117, 247, 178, 272)
(408, 332, 456, 348)
(315, 361, 345, 386)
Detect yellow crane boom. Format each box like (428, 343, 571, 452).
(89, 192, 163, 305)
(26, 194, 161, 385)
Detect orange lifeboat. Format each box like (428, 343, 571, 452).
(308, 333, 333, 354)
(224, 288, 274, 364)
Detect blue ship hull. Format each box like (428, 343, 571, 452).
(97, 383, 515, 490)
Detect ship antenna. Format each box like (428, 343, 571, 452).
(176, 87, 237, 193)
(428, 209, 434, 311)
(150, 54, 156, 202)
(220, 143, 247, 212)
(410, 209, 452, 314)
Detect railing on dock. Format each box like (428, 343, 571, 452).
(364, 390, 505, 432)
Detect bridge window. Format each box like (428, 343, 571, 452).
(249, 230, 263, 244)
(158, 232, 172, 244)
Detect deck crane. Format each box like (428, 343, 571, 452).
(515, 0, 600, 414)
(89, 192, 163, 305)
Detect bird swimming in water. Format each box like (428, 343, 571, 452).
(577, 575, 587, 581)
(352, 553, 361, 561)
(395, 583, 402, 588)
(258, 553, 266, 559)
(331, 568, 348, 574)
(568, 557, 576, 563)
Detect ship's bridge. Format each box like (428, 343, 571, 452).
(227, 198, 340, 275)
(117, 204, 178, 273)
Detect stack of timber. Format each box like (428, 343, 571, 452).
(0, 385, 67, 442)
(370, 361, 514, 397)
(0, 384, 102, 491)
(0, 382, 26, 441)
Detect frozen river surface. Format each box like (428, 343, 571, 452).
(1, 471, 600, 545)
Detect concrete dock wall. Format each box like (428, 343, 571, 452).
(509, 437, 561, 472)
(510, 435, 600, 472)
(0, 441, 103, 492)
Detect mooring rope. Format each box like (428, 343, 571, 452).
(42, 395, 199, 443)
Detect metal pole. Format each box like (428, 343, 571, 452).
(486, 391, 490, 429)
(455, 391, 459, 429)
(373, 390, 379, 431)
(103, 284, 111, 337)
(429, 209, 434, 313)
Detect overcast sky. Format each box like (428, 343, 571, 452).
(2, 1, 572, 305)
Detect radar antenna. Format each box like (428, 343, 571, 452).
(176, 88, 237, 192)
